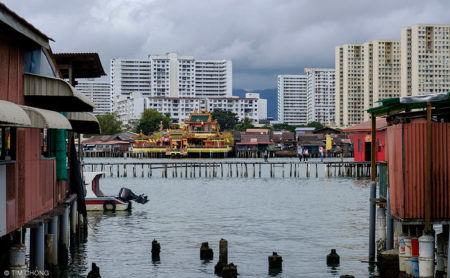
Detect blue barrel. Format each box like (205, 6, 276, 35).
(410, 257, 419, 277)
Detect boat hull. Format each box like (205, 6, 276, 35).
(85, 197, 131, 211)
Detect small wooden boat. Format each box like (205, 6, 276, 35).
(83, 172, 148, 212)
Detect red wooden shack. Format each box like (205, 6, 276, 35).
(0, 2, 103, 237)
(368, 93, 450, 222)
(344, 118, 387, 162)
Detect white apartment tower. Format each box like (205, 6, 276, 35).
(335, 44, 365, 127)
(146, 52, 232, 98)
(195, 60, 232, 97)
(110, 58, 151, 108)
(401, 24, 450, 97)
(277, 75, 308, 125)
(363, 40, 401, 121)
(304, 68, 335, 124)
(75, 80, 112, 115)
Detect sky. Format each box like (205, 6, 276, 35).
(3, 0, 450, 89)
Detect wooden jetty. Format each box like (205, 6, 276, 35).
(82, 161, 377, 179)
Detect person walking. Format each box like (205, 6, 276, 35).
(264, 149, 269, 162)
(304, 148, 309, 161)
(297, 146, 303, 161)
(319, 146, 324, 162)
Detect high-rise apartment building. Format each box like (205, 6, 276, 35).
(304, 68, 335, 124)
(146, 96, 260, 122)
(401, 24, 450, 97)
(362, 40, 401, 121)
(277, 75, 307, 125)
(195, 60, 232, 97)
(110, 59, 151, 101)
(245, 92, 267, 121)
(75, 80, 112, 115)
(116, 92, 147, 125)
(335, 44, 365, 127)
(111, 53, 236, 119)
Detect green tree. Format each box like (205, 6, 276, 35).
(135, 109, 171, 134)
(96, 113, 122, 135)
(212, 109, 238, 131)
(235, 117, 255, 131)
(306, 121, 324, 129)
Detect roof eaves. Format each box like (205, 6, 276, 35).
(0, 3, 53, 48)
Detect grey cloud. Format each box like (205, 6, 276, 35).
(3, 0, 450, 89)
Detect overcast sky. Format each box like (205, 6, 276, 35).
(3, 0, 450, 89)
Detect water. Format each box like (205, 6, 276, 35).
(68, 157, 376, 277)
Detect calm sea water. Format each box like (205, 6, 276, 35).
(66, 157, 376, 277)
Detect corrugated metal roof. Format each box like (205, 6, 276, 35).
(0, 100, 31, 127)
(368, 92, 450, 116)
(23, 73, 95, 112)
(20, 106, 72, 129)
(0, 2, 53, 48)
(66, 112, 100, 134)
(54, 53, 106, 78)
(343, 118, 387, 133)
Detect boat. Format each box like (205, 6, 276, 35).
(83, 172, 148, 212)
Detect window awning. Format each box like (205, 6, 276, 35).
(66, 112, 100, 134)
(20, 106, 72, 130)
(0, 100, 31, 127)
(23, 73, 95, 112)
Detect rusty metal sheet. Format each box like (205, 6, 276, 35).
(387, 124, 404, 218)
(388, 122, 450, 220)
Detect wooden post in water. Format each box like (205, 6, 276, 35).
(282, 164, 285, 178)
(245, 163, 248, 178)
(110, 165, 113, 177)
(123, 164, 127, 177)
(133, 164, 136, 177)
(290, 163, 292, 177)
(253, 163, 255, 178)
(236, 164, 239, 177)
(142, 164, 144, 178)
(294, 163, 297, 177)
(221, 164, 224, 177)
(315, 164, 318, 178)
(259, 164, 261, 177)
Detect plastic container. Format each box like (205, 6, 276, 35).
(411, 238, 419, 258)
(9, 244, 26, 266)
(398, 254, 407, 272)
(404, 255, 412, 275)
(418, 234, 434, 258)
(398, 234, 406, 255)
(404, 237, 412, 256)
(418, 257, 434, 277)
(410, 257, 419, 277)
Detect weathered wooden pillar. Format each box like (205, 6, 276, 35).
(133, 164, 136, 177)
(214, 239, 228, 275)
(315, 163, 318, 178)
(123, 164, 127, 177)
(253, 163, 255, 178)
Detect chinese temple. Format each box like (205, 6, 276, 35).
(131, 111, 233, 158)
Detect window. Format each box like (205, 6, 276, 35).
(41, 129, 56, 158)
(24, 49, 56, 77)
(0, 127, 16, 161)
(377, 138, 382, 152)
